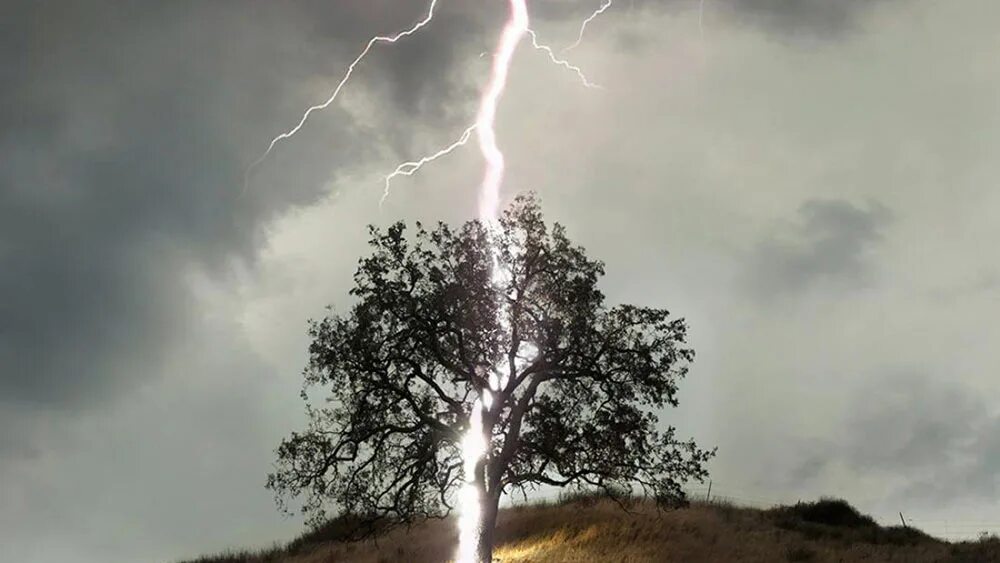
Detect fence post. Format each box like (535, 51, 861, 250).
(706, 480, 712, 503)
(899, 512, 907, 528)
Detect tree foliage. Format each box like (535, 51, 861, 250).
(268, 194, 714, 556)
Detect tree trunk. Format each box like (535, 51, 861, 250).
(476, 490, 500, 563)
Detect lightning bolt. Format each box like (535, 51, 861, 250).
(457, 3, 527, 561)
(379, 23, 598, 206)
(526, 29, 603, 89)
(380, 124, 477, 207)
(563, 0, 613, 53)
(473, 0, 527, 224)
(243, 0, 440, 193)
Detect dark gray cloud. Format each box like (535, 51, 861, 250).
(745, 199, 891, 299)
(710, 0, 884, 37)
(885, 384, 1000, 506)
(842, 374, 985, 474)
(0, 0, 490, 409)
(785, 373, 1000, 508)
(534, 0, 890, 37)
(0, 320, 304, 563)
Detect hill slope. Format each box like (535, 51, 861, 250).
(184, 498, 1000, 562)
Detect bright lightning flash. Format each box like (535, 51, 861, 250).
(474, 0, 528, 225)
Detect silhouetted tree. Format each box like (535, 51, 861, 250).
(268, 194, 714, 562)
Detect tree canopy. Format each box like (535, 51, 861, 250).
(267, 194, 714, 560)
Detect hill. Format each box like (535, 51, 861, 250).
(182, 497, 1000, 562)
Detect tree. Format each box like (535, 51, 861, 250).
(267, 194, 714, 562)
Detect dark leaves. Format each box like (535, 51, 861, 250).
(268, 193, 713, 527)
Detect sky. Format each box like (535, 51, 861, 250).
(2, 0, 999, 561)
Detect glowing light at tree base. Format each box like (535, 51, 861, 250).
(457, 401, 486, 563)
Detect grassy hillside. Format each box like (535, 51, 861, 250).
(182, 497, 1000, 562)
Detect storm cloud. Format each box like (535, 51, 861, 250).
(746, 199, 890, 298)
(0, 0, 893, 407)
(3, 0, 1000, 561)
(791, 373, 1000, 508)
(0, 0, 490, 409)
(539, 0, 886, 36)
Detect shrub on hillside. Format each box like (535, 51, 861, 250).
(783, 498, 878, 528)
(950, 533, 1000, 563)
(879, 525, 934, 546)
(769, 499, 936, 547)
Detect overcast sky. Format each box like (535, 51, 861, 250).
(3, 1, 999, 561)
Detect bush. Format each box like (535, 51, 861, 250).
(768, 498, 938, 548)
(879, 525, 933, 546)
(950, 534, 1000, 563)
(784, 498, 877, 529)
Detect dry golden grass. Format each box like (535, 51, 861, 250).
(184, 498, 1000, 563)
